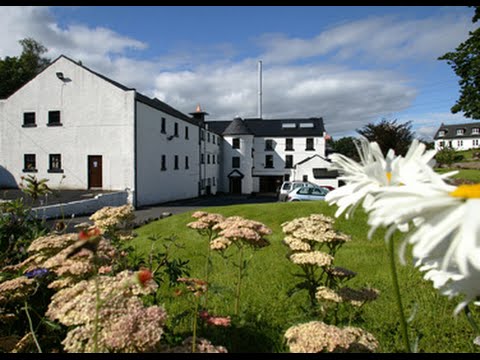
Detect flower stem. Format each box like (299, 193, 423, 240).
(192, 296, 200, 353)
(388, 238, 411, 352)
(464, 305, 480, 334)
(93, 274, 100, 353)
(24, 300, 42, 353)
(234, 245, 244, 316)
(204, 230, 213, 309)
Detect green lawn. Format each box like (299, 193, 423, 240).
(130, 201, 479, 353)
(436, 168, 480, 183)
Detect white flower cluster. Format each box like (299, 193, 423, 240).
(325, 136, 480, 313)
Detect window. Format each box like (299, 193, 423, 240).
(458, 140, 463, 147)
(201, 130, 205, 141)
(282, 123, 296, 129)
(174, 155, 179, 170)
(213, 177, 216, 186)
(48, 154, 63, 173)
(207, 178, 211, 186)
(212, 154, 216, 164)
(161, 155, 166, 171)
(185, 126, 189, 139)
(438, 130, 445, 137)
(285, 155, 293, 169)
(217, 136, 221, 146)
(232, 138, 240, 149)
(23, 112, 36, 127)
(207, 132, 210, 142)
(473, 139, 479, 147)
(207, 154, 210, 164)
(456, 128, 465, 136)
(161, 118, 166, 133)
(472, 128, 480, 135)
(232, 157, 240, 168)
(285, 138, 294, 151)
(265, 139, 274, 151)
(174, 123, 179, 137)
(302, 175, 308, 182)
(265, 155, 274, 168)
(439, 141, 445, 148)
(48, 111, 61, 126)
(284, 174, 290, 181)
(23, 154, 37, 172)
(201, 154, 205, 164)
(299, 122, 314, 128)
(185, 156, 189, 169)
(306, 138, 315, 150)
(213, 136, 216, 144)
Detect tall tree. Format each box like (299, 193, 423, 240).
(0, 38, 50, 99)
(330, 136, 361, 162)
(356, 119, 414, 157)
(438, 6, 480, 119)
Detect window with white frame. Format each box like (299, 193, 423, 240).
(438, 130, 445, 137)
(472, 128, 480, 135)
(456, 128, 465, 135)
(458, 140, 463, 147)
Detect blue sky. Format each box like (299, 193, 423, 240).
(1, 6, 478, 140)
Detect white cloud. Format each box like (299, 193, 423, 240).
(0, 6, 476, 138)
(257, 12, 477, 65)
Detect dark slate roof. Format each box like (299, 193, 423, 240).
(135, 94, 197, 125)
(295, 154, 331, 167)
(222, 117, 253, 135)
(434, 122, 480, 140)
(206, 117, 325, 137)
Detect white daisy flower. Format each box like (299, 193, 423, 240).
(325, 137, 453, 219)
(367, 182, 480, 312)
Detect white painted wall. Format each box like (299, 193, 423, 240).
(252, 136, 325, 177)
(31, 191, 128, 219)
(222, 135, 254, 194)
(293, 155, 339, 188)
(0, 57, 136, 193)
(135, 101, 200, 206)
(435, 137, 480, 151)
(200, 128, 221, 196)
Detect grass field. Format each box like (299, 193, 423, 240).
(130, 201, 479, 353)
(436, 168, 480, 183)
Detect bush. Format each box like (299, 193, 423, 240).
(435, 148, 457, 167)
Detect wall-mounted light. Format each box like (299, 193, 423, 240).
(56, 72, 65, 80)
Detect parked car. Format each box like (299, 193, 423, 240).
(278, 181, 311, 201)
(286, 185, 329, 202)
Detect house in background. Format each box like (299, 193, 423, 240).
(433, 122, 480, 151)
(206, 117, 338, 194)
(0, 55, 337, 207)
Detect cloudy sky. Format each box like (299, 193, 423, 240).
(1, 6, 478, 139)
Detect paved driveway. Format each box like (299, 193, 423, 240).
(48, 193, 278, 231)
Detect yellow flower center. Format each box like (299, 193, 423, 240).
(385, 172, 392, 184)
(449, 183, 480, 199)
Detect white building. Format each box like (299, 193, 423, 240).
(0, 55, 337, 207)
(434, 122, 480, 151)
(206, 117, 338, 193)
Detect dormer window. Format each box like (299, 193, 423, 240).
(438, 130, 445, 137)
(456, 128, 465, 136)
(472, 128, 480, 135)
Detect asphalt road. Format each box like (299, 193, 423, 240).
(46, 193, 279, 232)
